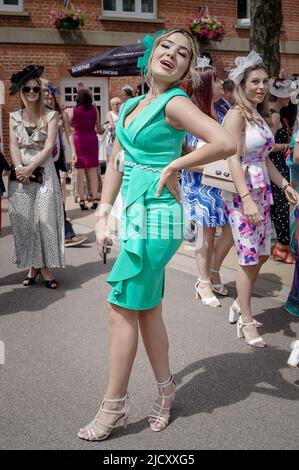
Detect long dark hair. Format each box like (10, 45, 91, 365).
(186, 66, 218, 119)
(76, 89, 92, 110)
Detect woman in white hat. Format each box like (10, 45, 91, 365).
(268, 78, 294, 263)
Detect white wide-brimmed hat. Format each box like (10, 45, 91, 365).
(269, 77, 293, 98)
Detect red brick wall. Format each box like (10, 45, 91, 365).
(0, 0, 298, 155)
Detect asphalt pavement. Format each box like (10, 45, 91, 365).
(0, 192, 299, 450)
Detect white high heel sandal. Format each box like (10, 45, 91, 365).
(287, 340, 299, 367)
(195, 278, 221, 308)
(229, 300, 263, 327)
(210, 268, 228, 296)
(78, 393, 131, 442)
(237, 318, 266, 348)
(148, 375, 176, 432)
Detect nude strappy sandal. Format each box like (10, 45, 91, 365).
(78, 393, 131, 442)
(195, 277, 221, 308)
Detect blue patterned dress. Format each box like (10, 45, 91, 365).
(181, 109, 229, 235)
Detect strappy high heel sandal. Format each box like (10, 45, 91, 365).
(78, 393, 131, 442)
(229, 300, 263, 327)
(273, 245, 295, 264)
(148, 375, 176, 432)
(195, 278, 221, 308)
(90, 199, 100, 210)
(237, 318, 266, 348)
(287, 340, 299, 367)
(210, 268, 228, 296)
(22, 268, 41, 286)
(79, 200, 88, 211)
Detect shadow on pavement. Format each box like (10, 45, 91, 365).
(0, 259, 113, 316)
(99, 347, 299, 442)
(255, 305, 299, 338)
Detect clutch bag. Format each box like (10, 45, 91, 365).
(202, 159, 248, 193)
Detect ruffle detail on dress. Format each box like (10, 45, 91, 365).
(107, 166, 156, 299)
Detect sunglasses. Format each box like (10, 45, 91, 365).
(22, 86, 41, 94)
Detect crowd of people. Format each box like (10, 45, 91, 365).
(0, 27, 299, 443)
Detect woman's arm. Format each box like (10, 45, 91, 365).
(95, 137, 124, 254)
(266, 155, 298, 204)
(95, 136, 123, 224)
(293, 130, 299, 165)
(166, 96, 236, 170)
(9, 116, 23, 168)
(270, 112, 289, 153)
(63, 110, 76, 164)
(16, 115, 59, 179)
(107, 111, 116, 131)
(95, 107, 104, 134)
(156, 96, 237, 199)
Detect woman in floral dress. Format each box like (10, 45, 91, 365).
(223, 52, 298, 348)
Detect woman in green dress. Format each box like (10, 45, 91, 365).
(78, 28, 236, 442)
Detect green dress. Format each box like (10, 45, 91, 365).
(107, 88, 188, 310)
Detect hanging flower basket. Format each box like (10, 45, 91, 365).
(189, 11, 225, 43)
(49, 7, 88, 31)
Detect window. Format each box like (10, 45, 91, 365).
(60, 78, 109, 124)
(0, 0, 23, 11)
(102, 0, 157, 19)
(237, 0, 250, 26)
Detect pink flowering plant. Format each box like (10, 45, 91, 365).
(49, 7, 88, 30)
(189, 12, 225, 42)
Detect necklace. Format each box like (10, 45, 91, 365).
(142, 93, 159, 105)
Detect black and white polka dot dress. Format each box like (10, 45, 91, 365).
(8, 109, 65, 269)
(269, 111, 291, 246)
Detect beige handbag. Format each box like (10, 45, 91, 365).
(201, 159, 248, 193)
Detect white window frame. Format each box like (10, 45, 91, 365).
(102, 0, 157, 19)
(60, 77, 109, 124)
(236, 0, 251, 27)
(0, 0, 23, 12)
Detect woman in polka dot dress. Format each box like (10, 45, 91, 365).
(268, 79, 294, 263)
(8, 65, 64, 288)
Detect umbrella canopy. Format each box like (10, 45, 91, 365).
(69, 42, 145, 77)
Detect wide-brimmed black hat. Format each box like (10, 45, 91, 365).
(9, 64, 44, 96)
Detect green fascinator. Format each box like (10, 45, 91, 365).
(137, 30, 166, 75)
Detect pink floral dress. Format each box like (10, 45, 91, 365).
(223, 111, 275, 265)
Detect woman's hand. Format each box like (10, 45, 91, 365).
(243, 195, 261, 225)
(95, 220, 113, 257)
(156, 165, 181, 202)
(16, 165, 34, 182)
(284, 185, 299, 206)
(72, 153, 77, 166)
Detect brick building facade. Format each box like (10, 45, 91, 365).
(0, 0, 298, 152)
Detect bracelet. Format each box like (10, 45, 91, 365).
(15, 164, 23, 170)
(282, 182, 290, 191)
(241, 192, 250, 200)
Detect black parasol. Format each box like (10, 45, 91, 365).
(68, 42, 145, 77)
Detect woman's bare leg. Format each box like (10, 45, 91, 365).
(79, 303, 139, 439)
(138, 303, 176, 430)
(76, 168, 85, 201)
(210, 223, 233, 285)
(138, 304, 171, 382)
(236, 256, 268, 343)
(86, 167, 99, 200)
(194, 226, 220, 306)
(60, 175, 67, 204)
